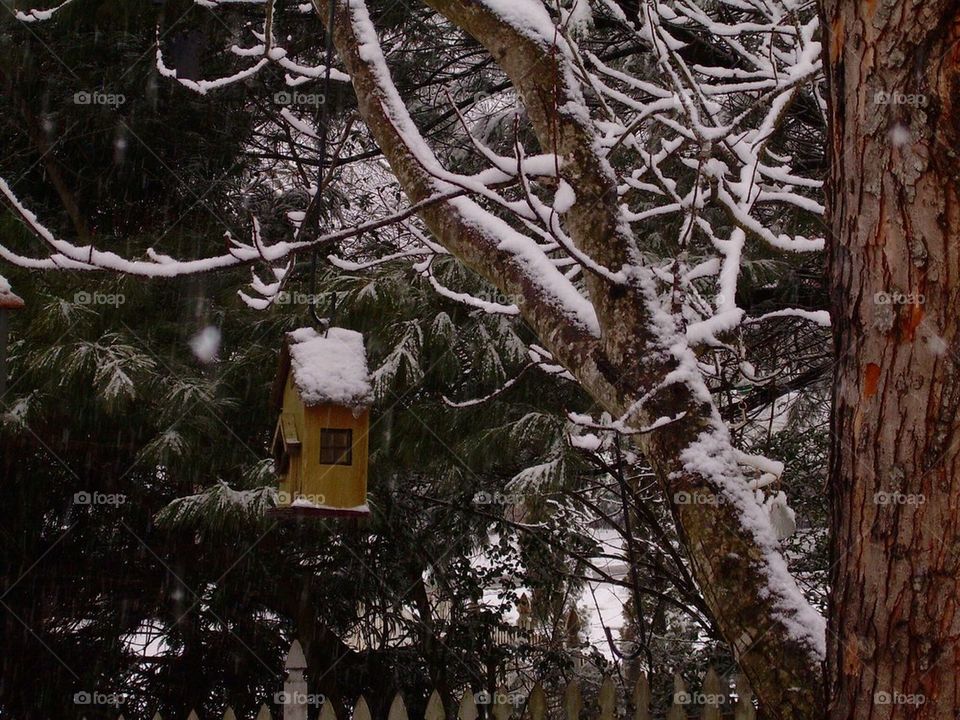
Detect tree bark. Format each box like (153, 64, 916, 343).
(822, 1, 960, 717)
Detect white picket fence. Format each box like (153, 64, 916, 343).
(113, 640, 758, 720)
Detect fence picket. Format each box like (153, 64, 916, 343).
(564, 681, 582, 720)
(527, 683, 546, 720)
(457, 689, 478, 720)
(700, 668, 722, 720)
(388, 693, 409, 720)
(597, 677, 615, 720)
(425, 690, 445, 720)
(319, 698, 338, 720)
(666, 674, 686, 720)
(354, 695, 373, 720)
(133, 640, 766, 720)
(733, 675, 756, 720)
(631, 673, 650, 720)
(493, 685, 511, 720)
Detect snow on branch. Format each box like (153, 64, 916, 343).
(13, 0, 75, 22)
(5, 0, 832, 679)
(441, 362, 535, 407)
(0, 175, 467, 280)
(337, 0, 601, 336)
(154, 1, 349, 97)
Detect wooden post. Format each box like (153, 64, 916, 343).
(283, 640, 309, 720)
(0, 282, 24, 400)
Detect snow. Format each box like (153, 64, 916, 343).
(189, 326, 221, 364)
(423, 270, 520, 315)
(580, 526, 632, 656)
(553, 180, 576, 213)
(290, 497, 370, 513)
(280, 108, 320, 139)
(765, 491, 797, 541)
(14, 0, 75, 22)
(0, 274, 21, 308)
(6, 0, 833, 671)
(565, 0, 593, 36)
(890, 124, 912, 147)
(472, 0, 559, 45)
(287, 327, 373, 408)
(344, 0, 602, 336)
(679, 422, 827, 659)
(156, 48, 270, 95)
(569, 432, 601, 451)
(746, 309, 831, 326)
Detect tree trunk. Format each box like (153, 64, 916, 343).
(320, 1, 825, 716)
(822, 1, 960, 717)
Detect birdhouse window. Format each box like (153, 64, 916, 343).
(320, 428, 353, 466)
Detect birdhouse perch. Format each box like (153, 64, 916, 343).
(268, 327, 372, 519)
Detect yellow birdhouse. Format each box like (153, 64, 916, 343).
(269, 327, 372, 518)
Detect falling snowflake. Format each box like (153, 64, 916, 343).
(189, 326, 221, 363)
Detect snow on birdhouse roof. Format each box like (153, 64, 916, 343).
(0, 274, 24, 310)
(285, 327, 372, 408)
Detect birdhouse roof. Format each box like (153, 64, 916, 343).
(275, 327, 373, 409)
(0, 275, 24, 310)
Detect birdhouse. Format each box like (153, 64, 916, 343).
(269, 327, 372, 518)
